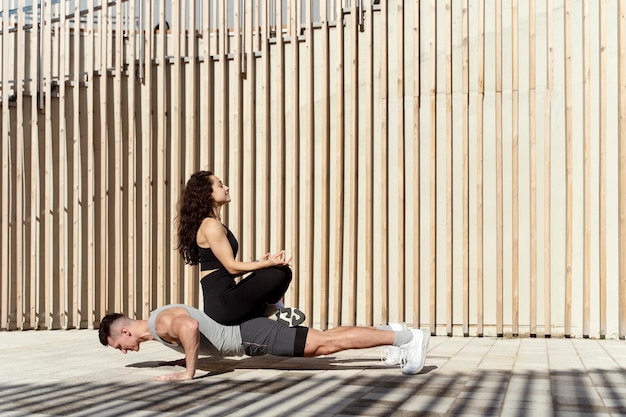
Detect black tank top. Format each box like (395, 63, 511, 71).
(198, 225, 239, 271)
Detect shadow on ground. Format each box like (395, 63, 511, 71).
(2, 360, 626, 416)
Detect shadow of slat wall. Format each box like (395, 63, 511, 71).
(0, 0, 625, 339)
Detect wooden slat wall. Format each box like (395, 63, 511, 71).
(1, 0, 626, 339)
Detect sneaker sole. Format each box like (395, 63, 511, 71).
(274, 307, 306, 327)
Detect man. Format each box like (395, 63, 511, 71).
(99, 304, 430, 381)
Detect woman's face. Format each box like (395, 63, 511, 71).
(210, 175, 231, 206)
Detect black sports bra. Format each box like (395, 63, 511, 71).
(198, 225, 239, 271)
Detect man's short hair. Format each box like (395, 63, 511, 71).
(99, 313, 126, 346)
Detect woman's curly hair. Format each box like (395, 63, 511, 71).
(176, 170, 217, 265)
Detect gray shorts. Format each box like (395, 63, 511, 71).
(239, 317, 308, 357)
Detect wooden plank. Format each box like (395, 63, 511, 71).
(15, 4, 25, 330)
(529, 0, 537, 336)
(599, 0, 607, 338)
(274, 0, 286, 252)
(201, 0, 213, 168)
(462, 0, 469, 336)
(156, 0, 166, 306)
(620, 0, 626, 339)
(364, 0, 374, 327)
(1, 2, 10, 330)
(380, 0, 389, 325)
(583, 0, 591, 337)
(141, 0, 153, 318)
(445, 0, 452, 337)
(30, 0, 41, 329)
(97, 0, 108, 323)
(43, 0, 53, 329)
(512, 0, 519, 337)
(413, 0, 422, 330)
(86, 0, 95, 327)
(398, 0, 407, 325)
(496, 0, 503, 337)
(544, 0, 553, 338)
(476, 0, 485, 336)
(304, 0, 315, 321)
(185, 0, 198, 306)
(333, 0, 345, 326)
(319, 0, 331, 329)
(564, 0, 573, 337)
(112, 0, 123, 314)
(171, 0, 182, 305)
(71, 0, 81, 328)
(347, 0, 358, 325)
(58, 0, 68, 329)
(127, 0, 137, 317)
(286, 2, 298, 312)
(430, 0, 437, 335)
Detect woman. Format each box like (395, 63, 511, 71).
(176, 170, 304, 326)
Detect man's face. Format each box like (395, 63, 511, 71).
(108, 331, 140, 354)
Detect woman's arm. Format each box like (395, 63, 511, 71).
(198, 218, 290, 275)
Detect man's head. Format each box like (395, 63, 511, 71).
(98, 313, 142, 354)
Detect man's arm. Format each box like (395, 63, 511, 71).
(154, 315, 200, 381)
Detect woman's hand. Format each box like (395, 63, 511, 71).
(266, 250, 292, 266)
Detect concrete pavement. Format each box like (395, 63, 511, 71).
(1, 329, 625, 416)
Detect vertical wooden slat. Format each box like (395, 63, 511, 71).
(413, 0, 422, 329)
(333, 0, 344, 326)
(127, 0, 137, 317)
(15, 3, 25, 330)
(112, 0, 123, 313)
(86, 0, 95, 327)
(184, 0, 198, 306)
(274, 0, 285, 253)
(287, 0, 300, 310)
(347, 0, 358, 325)
(462, 0, 469, 336)
(429, 0, 437, 335)
(529, 0, 537, 336)
(319, 0, 330, 329)
(495, 0, 503, 337)
(582, 0, 591, 338)
(599, 0, 607, 338)
(476, 0, 485, 336)
(244, 0, 257, 291)
(215, 0, 227, 189)
(156, 0, 166, 306)
(544, 0, 553, 337)
(304, 0, 315, 322)
(364, 0, 374, 326)
(512, 0, 519, 337)
(380, 0, 389, 325)
(170, 0, 182, 304)
(230, 0, 242, 263)
(201, 0, 213, 167)
(30, 0, 41, 328)
(398, 0, 406, 325)
(564, 0, 573, 337)
(1, 1, 9, 330)
(58, 0, 68, 329)
(619, 0, 626, 339)
(141, 0, 153, 318)
(43, 0, 53, 329)
(97, 0, 108, 322)
(445, 0, 452, 337)
(71, 0, 80, 328)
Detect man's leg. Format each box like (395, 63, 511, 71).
(303, 327, 397, 357)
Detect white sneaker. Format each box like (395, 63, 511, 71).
(400, 328, 430, 375)
(380, 322, 408, 365)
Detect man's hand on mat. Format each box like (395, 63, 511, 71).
(154, 371, 194, 381)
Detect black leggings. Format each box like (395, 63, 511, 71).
(201, 265, 292, 325)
